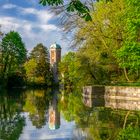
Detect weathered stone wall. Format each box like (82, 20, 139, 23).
(105, 98, 140, 110)
(105, 86, 140, 110)
(83, 86, 140, 110)
(105, 86, 140, 98)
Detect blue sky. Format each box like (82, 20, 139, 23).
(0, 0, 70, 54)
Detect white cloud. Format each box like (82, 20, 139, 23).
(0, 17, 20, 31)
(2, 4, 54, 24)
(20, 7, 54, 24)
(40, 24, 58, 31)
(2, 3, 17, 9)
(21, 7, 36, 14)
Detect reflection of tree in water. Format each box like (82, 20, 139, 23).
(117, 124, 140, 140)
(87, 109, 140, 140)
(0, 89, 25, 140)
(23, 89, 51, 128)
(59, 88, 140, 140)
(59, 89, 91, 122)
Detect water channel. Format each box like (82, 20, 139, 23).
(0, 88, 140, 140)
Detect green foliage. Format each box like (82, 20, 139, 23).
(39, 0, 63, 6)
(59, 88, 89, 123)
(59, 49, 109, 89)
(39, 0, 92, 21)
(117, 125, 140, 140)
(30, 43, 50, 78)
(0, 31, 27, 79)
(24, 43, 52, 86)
(0, 90, 25, 140)
(66, 0, 91, 21)
(59, 52, 81, 89)
(24, 58, 37, 82)
(116, 0, 140, 73)
(76, 49, 109, 85)
(23, 90, 50, 128)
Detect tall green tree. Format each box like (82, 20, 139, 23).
(25, 43, 52, 86)
(0, 27, 4, 86)
(31, 43, 50, 81)
(116, 0, 140, 81)
(59, 52, 80, 89)
(30, 43, 50, 78)
(0, 31, 27, 79)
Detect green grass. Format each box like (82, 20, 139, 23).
(111, 82, 140, 87)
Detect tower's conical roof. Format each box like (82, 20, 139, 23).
(50, 43, 61, 49)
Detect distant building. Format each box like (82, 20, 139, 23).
(50, 43, 61, 83)
(50, 43, 61, 65)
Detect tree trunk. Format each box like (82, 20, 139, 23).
(123, 67, 131, 82)
(123, 111, 130, 129)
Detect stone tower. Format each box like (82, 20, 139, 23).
(50, 43, 61, 83)
(50, 43, 61, 65)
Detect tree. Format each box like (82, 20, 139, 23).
(59, 52, 80, 89)
(117, 125, 140, 140)
(23, 90, 50, 128)
(0, 31, 27, 79)
(0, 26, 4, 83)
(0, 90, 25, 140)
(116, 0, 140, 81)
(24, 43, 52, 86)
(30, 43, 50, 78)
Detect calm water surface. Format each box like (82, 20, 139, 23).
(0, 88, 140, 140)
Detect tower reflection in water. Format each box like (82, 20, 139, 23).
(48, 94, 60, 130)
